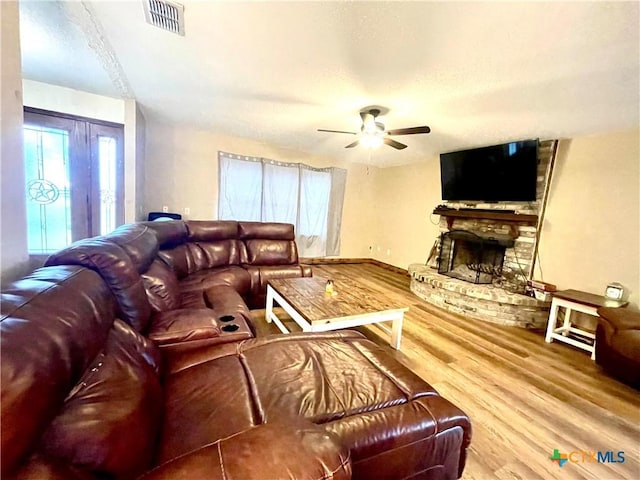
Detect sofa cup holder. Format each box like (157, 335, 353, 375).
(219, 315, 235, 323)
(221, 324, 240, 332)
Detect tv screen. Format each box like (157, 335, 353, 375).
(440, 140, 538, 202)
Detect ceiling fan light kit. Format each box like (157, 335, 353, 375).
(360, 134, 384, 149)
(318, 107, 430, 150)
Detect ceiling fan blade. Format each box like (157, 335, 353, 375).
(383, 137, 407, 150)
(318, 129, 358, 135)
(345, 140, 360, 148)
(386, 126, 431, 136)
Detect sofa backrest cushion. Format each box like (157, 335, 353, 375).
(187, 220, 239, 241)
(157, 244, 191, 279)
(0, 266, 115, 477)
(105, 224, 159, 274)
(142, 259, 181, 312)
(157, 241, 243, 277)
(40, 319, 162, 479)
(142, 220, 189, 248)
(45, 238, 151, 332)
(243, 239, 299, 265)
(188, 240, 242, 270)
(150, 221, 302, 274)
(238, 222, 295, 240)
(238, 222, 299, 265)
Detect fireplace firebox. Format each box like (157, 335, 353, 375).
(438, 230, 514, 284)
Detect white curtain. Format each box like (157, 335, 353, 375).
(218, 152, 346, 257)
(218, 156, 262, 221)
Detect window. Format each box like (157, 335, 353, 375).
(23, 109, 124, 255)
(218, 152, 346, 257)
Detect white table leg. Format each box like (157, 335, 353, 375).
(265, 286, 274, 323)
(545, 299, 559, 343)
(390, 315, 403, 350)
(561, 307, 572, 336)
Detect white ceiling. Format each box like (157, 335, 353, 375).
(19, 1, 640, 167)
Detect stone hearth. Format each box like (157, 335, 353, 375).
(409, 264, 550, 328)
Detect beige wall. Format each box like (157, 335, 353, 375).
(135, 104, 146, 221)
(372, 159, 442, 269)
(144, 121, 377, 257)
(538, 129, 639, 308)
(23, 80, 124, 122)
(124, 99, 146, 222)
(1, 1, 29, 283)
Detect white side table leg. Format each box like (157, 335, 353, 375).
(562, 307, 572, 336)
(545, 299, 559, 343)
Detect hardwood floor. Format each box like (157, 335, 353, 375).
(253, 263, 639, 480)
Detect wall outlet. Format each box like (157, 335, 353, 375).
(162, 206, 168, 213)
(386, 249, 391, 256)
(184, 207, 190, 215)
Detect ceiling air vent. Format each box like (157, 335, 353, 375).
(143, 0, 185, 36)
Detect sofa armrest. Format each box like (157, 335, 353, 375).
(139, 421, 351, 480)
(147, 308, 253, 348)
(597, 307, 640, 333)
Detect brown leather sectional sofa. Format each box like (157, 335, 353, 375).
(596, 306, 640, 389)
(1, 220, 472, 479)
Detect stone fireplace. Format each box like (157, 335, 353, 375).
(408, 140, 557, 328)
(438, 230, 513, 284)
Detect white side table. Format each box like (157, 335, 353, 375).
(545, 289, 627, 359)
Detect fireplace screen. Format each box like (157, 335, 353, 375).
(438, 230, 509, 284)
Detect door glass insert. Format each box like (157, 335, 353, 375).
(98, 135, 117, 235)
(24, 125, 72, 254)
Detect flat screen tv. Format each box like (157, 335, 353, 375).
(440, 140, 538, 202)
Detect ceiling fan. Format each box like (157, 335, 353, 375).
(318, 108, 430, 150)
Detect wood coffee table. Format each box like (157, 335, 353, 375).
(265, 277, 408, 349)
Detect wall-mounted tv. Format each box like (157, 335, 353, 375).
(440, 140, 538, 202)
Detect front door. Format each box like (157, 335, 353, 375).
(23, 109, 124, 256)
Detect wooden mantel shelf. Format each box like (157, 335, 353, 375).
(433, 208, 538, 237)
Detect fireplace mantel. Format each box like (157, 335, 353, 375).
(433, 207, 538, 237)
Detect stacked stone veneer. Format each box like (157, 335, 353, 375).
(409, 264, 550, 328)
(411, 140, 556, 328)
